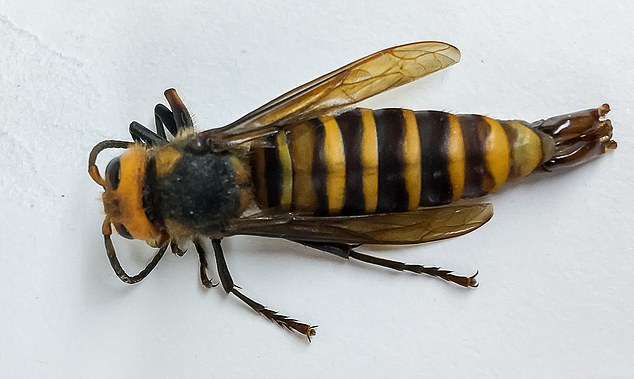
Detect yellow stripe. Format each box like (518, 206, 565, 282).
(402, 110, 421, 210)
(447, 114, 465, 201)
(360, 109, 378, 213)
(507, 121, 543, 178)
(276, 131, 293, 210)
(483, 117, 510, 192)
(290, 122, 317, 212)
(321, 116, 346, 215)
(154, 146, 183, 177)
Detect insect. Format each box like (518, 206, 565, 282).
(88, 41, 616, 340)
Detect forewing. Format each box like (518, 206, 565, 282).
(225, 203, 492, 245)
(205, 41, 460, 146)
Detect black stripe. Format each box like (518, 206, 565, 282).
(311, 118, 329, 215)
(336, 109, 365, 215)
(263, 134, 282, 208)
(500, 121, 520, 178)
(142, 157, 164, 228)
(416, 111, 453, 206)
(458, 114, 491, 198)
(374, 109, 408, 212)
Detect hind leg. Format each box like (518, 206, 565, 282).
(535, 104, 617, 170)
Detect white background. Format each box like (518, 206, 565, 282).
(1, 1, 633, 377)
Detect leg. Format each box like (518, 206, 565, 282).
(170, 241, 187, 257)
(152, 89, 193, 138)
(164, 88, 193, 130)
(154, 103, 178, 138)
(211, 239, 317, 341)
(296, 241, 478, 288)
(129, 121, 165, 146)
(193, 239, 217, 288)
(535, 104, 617, 171)
(130, 88, 192, 145)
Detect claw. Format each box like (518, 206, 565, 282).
(468, 271, 479, 288)
(306, 326, 318, 342)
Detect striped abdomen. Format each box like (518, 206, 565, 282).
(250, 108, 547, 215)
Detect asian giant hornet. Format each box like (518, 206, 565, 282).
(89, 42, 616, 340)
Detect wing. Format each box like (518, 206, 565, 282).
(224, 203, 492, 245)
(202, 41, 460, 147)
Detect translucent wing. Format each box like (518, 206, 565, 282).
(202, 41, 460, 147)
(225, 203, 492, 245)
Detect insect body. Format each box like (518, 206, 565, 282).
(250, 109, 548, 215)
(88, 42, 616, 339)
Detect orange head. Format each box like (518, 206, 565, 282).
(89, 141, 166, 246)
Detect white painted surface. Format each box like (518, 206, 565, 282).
(0, 1, 632, 377)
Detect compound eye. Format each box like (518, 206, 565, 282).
(114, 223, 133, 239)
(105, 157, 121, 190)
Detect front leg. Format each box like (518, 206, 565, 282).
(210, 239, 317, 341)
(194, 239, 217, 288)
(128, 88, 194, 144)
(163, 88, 193, 130)
(170, 241, 187, 257)
(129, 121, 164, 146)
